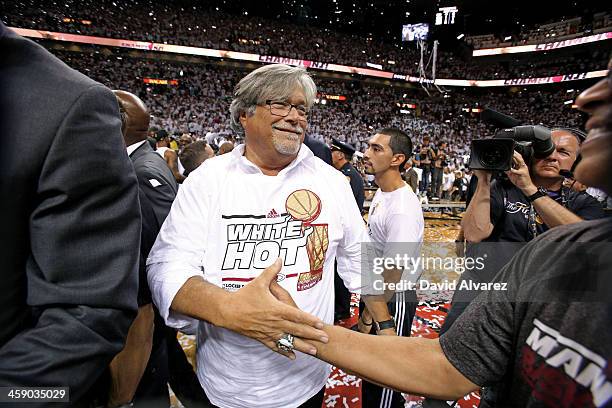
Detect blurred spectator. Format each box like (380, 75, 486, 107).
(217, 140, 234, 155)
(180, 140, 213, 176)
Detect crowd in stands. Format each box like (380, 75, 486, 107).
(52, 47, 587, 189)
(467, 11, 612, 49)
(3, 0, 610, 80)
(435, 52, 607, 80)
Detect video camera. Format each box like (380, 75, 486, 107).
(468, 109, 555, 171)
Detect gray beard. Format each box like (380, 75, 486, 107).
(274, 139, 301, 155)
(272, 132, 302, 155)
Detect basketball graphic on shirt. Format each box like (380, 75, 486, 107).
(285, 189, 328, 291)
(285, 189, 322, 224)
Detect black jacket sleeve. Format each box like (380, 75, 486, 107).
(0, 85, 141, 404)
(136, 166, 177, 227)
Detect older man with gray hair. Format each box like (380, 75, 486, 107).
(147, 64, 369, 407)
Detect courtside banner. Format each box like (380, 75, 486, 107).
(473, 31, 612, 56)
(258, 55, 394, 79)
(432, 70, 609, 87)
(10, 27, 260, 61)
(10, 27, 608, 87)
(258, 55, 331, 70)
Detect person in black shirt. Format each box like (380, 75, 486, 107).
(330, 138, 365, 212)
(451, 170, 468, 202)
(463, 129, 603, 244)
(417, 135, 434, 194)
(330, 138, 365, 321)
(431, 141, 447, 199)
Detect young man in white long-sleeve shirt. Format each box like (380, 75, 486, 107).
(359, 127, 424, 408)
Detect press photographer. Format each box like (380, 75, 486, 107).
(439, 126, 605, 338)
(463, 127, 603, 244)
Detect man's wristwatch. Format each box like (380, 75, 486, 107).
(375, 318, 396, 332)
(527, 187, 547, 202)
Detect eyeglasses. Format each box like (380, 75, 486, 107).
(264, 100, 309, 118)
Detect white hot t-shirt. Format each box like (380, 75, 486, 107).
(147, 144, 367, 408)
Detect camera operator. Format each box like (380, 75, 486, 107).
(440, 128, 605, 337)
(462, 128, 603, 244)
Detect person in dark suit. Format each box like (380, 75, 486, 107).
(0, 21, 141, 404)
(330, 138, 365, 212)
(330, 138, 366, 321)
(105, 184, 159, 406)
(304, 134, 333, 166)
(114, 90, 207, 408)
(114, 91, 178, 226)
(403, 158, 419, 193)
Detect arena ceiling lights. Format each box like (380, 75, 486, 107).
(11, 27, 608, 88)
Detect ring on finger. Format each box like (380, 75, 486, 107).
(276, 333, 295, 352)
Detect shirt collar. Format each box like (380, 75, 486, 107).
(231, 143, 316, 175)
(126, 140, 147, 156)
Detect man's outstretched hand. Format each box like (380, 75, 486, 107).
(221, 258, 327, 359)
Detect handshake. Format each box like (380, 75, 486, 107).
(220, 258, 328, 359)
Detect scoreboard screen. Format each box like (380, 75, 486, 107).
(402, 23, 430, 41)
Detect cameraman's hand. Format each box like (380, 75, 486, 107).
(506, 151, 537, 195)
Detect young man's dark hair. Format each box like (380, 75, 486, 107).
(379, 127, 413, 171)
(180, 140, 211, 176)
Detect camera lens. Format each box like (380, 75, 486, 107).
(480, 145, 505, 168)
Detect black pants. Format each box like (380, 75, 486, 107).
(334, 262, 352, 320)
(361, 291, 418, 408)
(133, 311, 170, 408)
(432, 167, 443, 198)
(420, 164, 431, 193)
(134, 312, 207, 408)
(165, 326, 209, 407)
